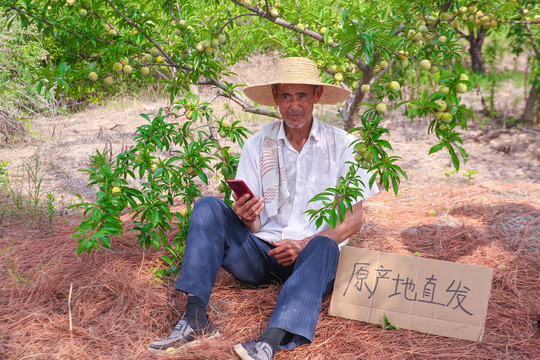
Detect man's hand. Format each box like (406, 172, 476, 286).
(232, 193, 264, 232)
(268, 239, 309, 267)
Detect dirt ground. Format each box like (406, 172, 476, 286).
(0, 56, 539, 359)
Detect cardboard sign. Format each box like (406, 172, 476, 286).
(329, 247, 493, 341)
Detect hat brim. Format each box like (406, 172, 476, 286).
(244, 82, 351, 107)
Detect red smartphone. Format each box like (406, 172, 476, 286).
(226, 179, 255, 199)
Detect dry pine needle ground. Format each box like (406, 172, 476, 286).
(1, 181, 539, 360)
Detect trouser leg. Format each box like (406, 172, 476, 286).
(268, 236, 340, 345)
(175, 197, 278, 305)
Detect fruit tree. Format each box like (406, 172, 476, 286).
(4, 0, 494, 272)
(449, 1, 539, 123)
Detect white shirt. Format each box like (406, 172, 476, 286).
(235, 117, 379, 244)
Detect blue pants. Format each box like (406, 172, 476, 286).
(175, 197, 340, 348)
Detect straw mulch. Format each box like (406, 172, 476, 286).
(1, 181, 539, 360)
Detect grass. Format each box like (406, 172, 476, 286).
(0, 155, 63, 226)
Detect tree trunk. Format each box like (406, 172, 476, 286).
(521, 82, 540, 125)
(468, 28, 486, 74)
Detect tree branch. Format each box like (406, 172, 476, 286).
(104, 0, 176, 67)
(5, 4, 116, 45)
(198, 78, 282, 119)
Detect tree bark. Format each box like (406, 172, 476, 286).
(468, 27, 486, 74)
(521, 81, 540, 125)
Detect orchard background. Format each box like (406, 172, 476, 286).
(0, 0, 539, 359)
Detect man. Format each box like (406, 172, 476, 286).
(148, 57, 379, 359)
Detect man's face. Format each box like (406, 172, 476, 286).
(272, 84, 323, 129)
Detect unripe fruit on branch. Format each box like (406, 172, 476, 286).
(439, 86, 449, 94)
(66, 0, 75, 6)
(112, 187, 121, 194)
(211, 39, 219, 47)
(205, 47, 214, 54)
(123, 65, 132, 74)
(156, 56, 165, 64)
(217, 34, 226, 44)
(389, 81, 400, 90)
(196, 42, 205, 52)
(140, 67, 149, 76)
(360, 84, 370, 93)
(419, 59, 431, 71)
(79, 9, 87, 17)
(435, 100, 447, 112)
(104, 76, 113, 85)
(334, 73, 343, 82)
(319, 26, 327, 35)
(455, 83, 467, 93)
(379, 60, 389, 69)
(270, 8, 279, 17)
(441, 112, 453, 123)
(375, 103, 387, 114)
(141, 54, 152, 64)
(221, 119, 231, 128)
(88, 72, 98, 82)
(179, 207, 188, 217)
(120, 58, 129, 66)
(296, 23, 305, 32)
(113, 62, 123, 72)
(460, 74, 469, 81)
(150, 47, 159, 57)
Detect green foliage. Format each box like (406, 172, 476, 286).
(6, 0, 526, 271)
(0, 156, 60, 224)
(380, 314, 402, 330)
(70, 99, 251, 274)
(0, 17, 53, 121)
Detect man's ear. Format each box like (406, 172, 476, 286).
(271, 85, 278, 103)
(314, 85, 323, 103)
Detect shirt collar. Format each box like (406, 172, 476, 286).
(276, 116, 321, 145)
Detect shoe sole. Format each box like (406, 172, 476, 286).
(233, 343, 255, 360)
(147, 331, 221, 356)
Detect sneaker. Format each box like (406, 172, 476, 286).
(233, 340, 274, 360)
(148, 316, 220, 356)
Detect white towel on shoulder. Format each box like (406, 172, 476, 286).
(260, 121, 289, 217)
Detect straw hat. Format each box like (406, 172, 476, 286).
(243, 57, 351, 106)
